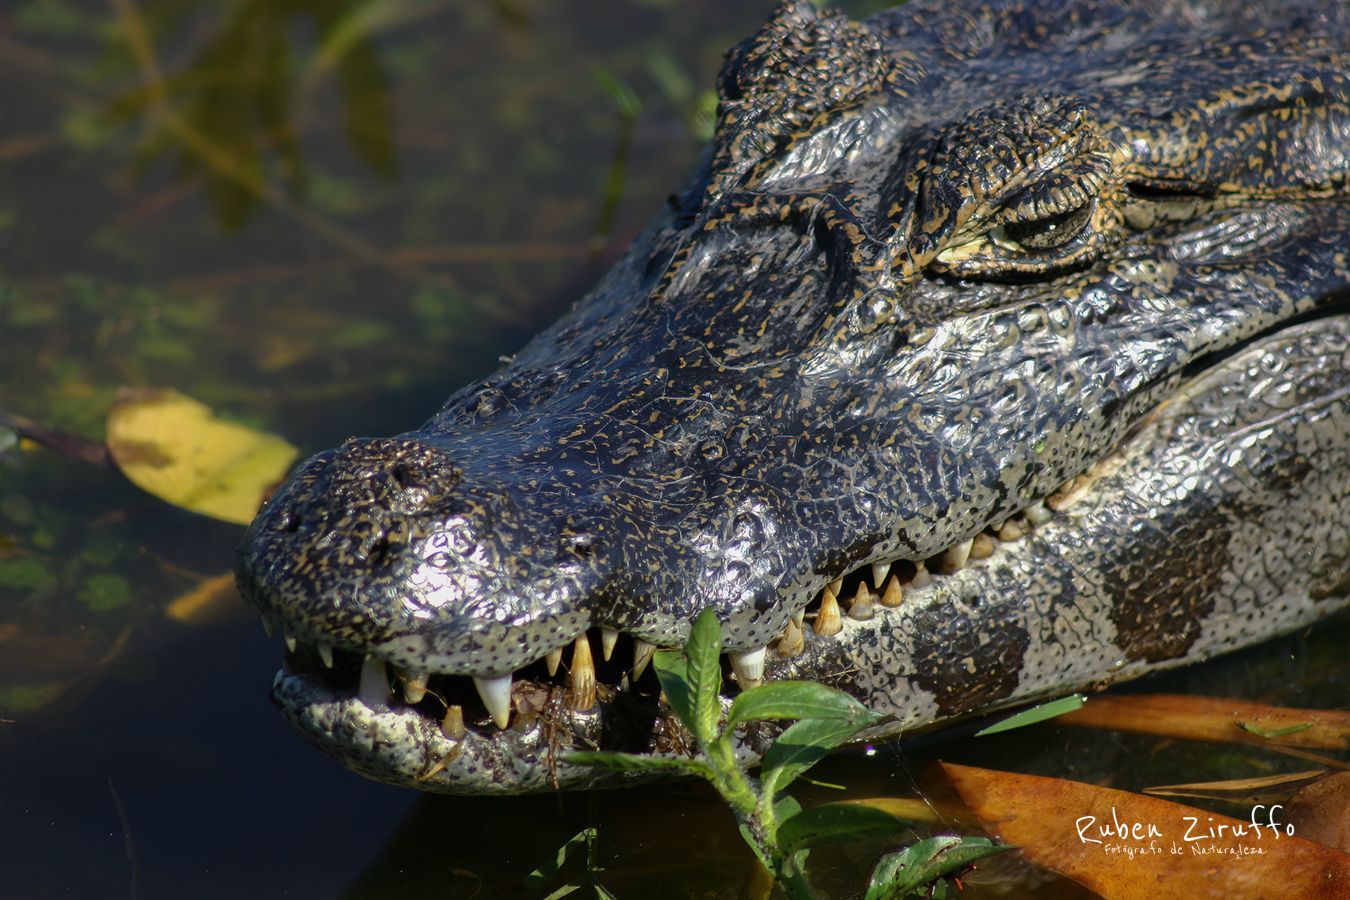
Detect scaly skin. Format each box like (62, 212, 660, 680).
(237, 0, 1350, 794)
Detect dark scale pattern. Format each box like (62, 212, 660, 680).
(238, 0, 1350, 793)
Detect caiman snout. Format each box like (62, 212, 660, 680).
(238, 435, 600, 687)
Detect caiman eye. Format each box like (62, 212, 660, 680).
(991, 201, 1095, 251)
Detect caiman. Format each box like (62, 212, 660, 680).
(236, 0, 1350, 794)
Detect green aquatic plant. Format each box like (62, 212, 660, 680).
(567, 609, 1007, 899)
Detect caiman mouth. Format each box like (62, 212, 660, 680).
(259, 307, 1349, 794)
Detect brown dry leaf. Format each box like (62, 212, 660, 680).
(106, 388, 297, 525)
(942, 762, 1350, 899)
(1058, 694, 1350, 752)
(165, 572, 252, 625)
(1287, 773, 1350, 853)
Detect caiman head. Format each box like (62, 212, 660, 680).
(236, 0, 1350, 793)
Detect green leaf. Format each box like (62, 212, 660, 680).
(524, 827, 596, 888)
(776, 802, 910, 854)
(564, 751, 710, 778)
(773, 793, 803, 824)
(1239, 720, 1315, 739)
(727, 681, 878, 728)
(652, 650, 697, 734)
(974, 694, 1086, 736)
(685, 608, 724, 743)
(864, 836, 1011, 900)
(761, 716, 874, 794)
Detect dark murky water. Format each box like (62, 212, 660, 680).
(0, 2, 1344, 897)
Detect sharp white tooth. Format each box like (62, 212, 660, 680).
(729, 646, 767, 689)
(813, 586, 843, 636)
(399, 668, 429, 704)
(880, 574, 903, 607)
(936, 538, 973, 573)
(632, 640, 656, 680)
(318, 643, 334, 668)
(848, 583, 875, 621)
(911, 561, 932, 588)
(473, 674, 513, 729)
(284, 633, 297, 653)
(776, 620, 804, 658)
(545, 647, 563, 677)
(1024, 500, 1052, 525)
(260, 616, 275, 638)
(601, 627, 619, 662)
(566, 634, 596, 711)
(441, 705, 466, 740)
(871, 562, 890, 589)
(358, 655, 390, 707)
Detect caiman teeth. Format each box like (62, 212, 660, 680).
(440, 705, 466, 741)
(566, 633, 597, 711)
(1023, 500, 1052, 525)
(317, 643, 334, 668)
(848, 582, 876, 620)
(776, 619, 804, 657)
(969, 532, 996, 560)
(399, 668, 429, 704)
(911, 560, 932, 587)
(729, 646, 766, 689)
(935, 537, 973, 573)
(813, 585, 843, 636)
(358, 655, 390, 707)
(284, 632, 298, 653)
(997, 518, 1026, 541)
(871, 561, 890, 589)
(473, 674, 513, 729)
(545, 646, 563, 677)
(600, 627, 619, 661)
(880, 574, 903, 607)
(632, 639, 656, 680)
(828, 577, 844, 596)
(260, 616, 275, 638)
(791, 609, 805, 629)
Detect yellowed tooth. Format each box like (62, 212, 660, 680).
(399, 668, 429, 704)
(284, 633, 298, 653)
(997, 518, 1026, 542)
(473, 674, 513, 729)
(880, 574, 904, 607)
(601, 627, 619, 662)
(566, 633, 597, 711)
(911, 561, 932, 588)
(632, 640, 656, 680)
(935, 538, 973, 573)
(776, 620, 804, 657)
(969, 533, 996, 560)
(848, 583, 875, 621)
(441, 705, 466, 740)
(791, 609, 805, 629)
(870, 562, 890, 590)
(545, 647, 563, 678)
(828, 577, 843, 596)
(1023, 500, 1052, 525)
(813, 586, 843, 636)
(729, 647, 767, 689)
(318, 643, 334, 668)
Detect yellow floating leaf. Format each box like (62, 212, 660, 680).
(165, 572, 252, 625)
(106, 388, 297, 525)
